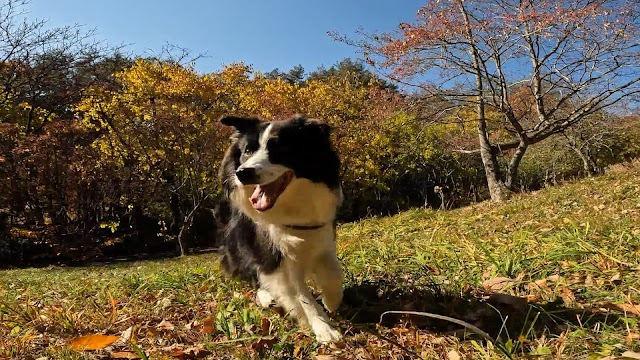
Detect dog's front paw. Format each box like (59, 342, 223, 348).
(313, 321, 342, 343)
(322, 292, 342, 313)
(256, 288, 274, 308)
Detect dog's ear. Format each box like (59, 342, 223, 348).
(219, 116, 261, 133)
(316, 122, 331, 138)
(306, 118, 332, 140)
(290, 115, 331, 138)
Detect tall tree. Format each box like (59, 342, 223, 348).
(308, 58, 396, 90)
(333, 0, 640, 201)
(265, 64, 306, 85)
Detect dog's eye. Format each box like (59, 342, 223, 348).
(241, 148, 253, 161)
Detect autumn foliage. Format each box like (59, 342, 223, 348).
(1, 0, 640, 265)
(336, 0, 640, 202)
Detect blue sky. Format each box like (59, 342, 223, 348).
(27, 0, 425, 74)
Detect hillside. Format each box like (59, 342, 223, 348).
(1, 160, 639, 359)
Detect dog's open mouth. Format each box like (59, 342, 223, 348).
(250, 171, 293, 212)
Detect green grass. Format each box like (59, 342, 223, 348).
(2, 160, 640, 359)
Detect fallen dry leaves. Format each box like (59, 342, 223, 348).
(447, 349, 462, 360)
(482, 277, 517, 292)
(622, 351, 640, 359)
(68, 334, 120, 350)
(315, 355, 347, 360)
(160, 343, 211, 359)
(181, 346, 211, 359)
(110, 351, 142, 359)
(625, 331, 640, 344)
(201, 317, 215, 334)
(260, 317, 271, 335)
(156, 319, 175, 331)
(251, 336, 278, 352)
(600, 302, 640, 316)
(560, 286, 575, 304)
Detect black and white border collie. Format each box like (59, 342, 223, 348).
(218, 114, 344, 343)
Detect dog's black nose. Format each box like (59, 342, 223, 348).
(236, 168, 258, 185)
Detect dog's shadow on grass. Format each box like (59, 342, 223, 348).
(338, 279, 623, 342)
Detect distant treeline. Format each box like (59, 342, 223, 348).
(1, 0, 639, 266)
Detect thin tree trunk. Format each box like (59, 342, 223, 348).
(176, 205, 199, 257)
(458, 0, 510, 202)
(478, 121, 510, 202)
(562, 132, 599, 176)
(505, 142, 528, 191)
(569, 145, 598, 176)
(26, 106, 35, 134)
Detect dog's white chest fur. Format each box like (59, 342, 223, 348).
(267, 225, 333, 263)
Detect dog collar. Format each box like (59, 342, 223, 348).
(283, 223, 327, 230)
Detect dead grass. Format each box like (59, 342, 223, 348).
(1, 160, 640, 359)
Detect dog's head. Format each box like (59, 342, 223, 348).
(220, 115, 340, 213)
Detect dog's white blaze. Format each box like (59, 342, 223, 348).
(259, 122, 273, 148)
(237, 123, 289, 185)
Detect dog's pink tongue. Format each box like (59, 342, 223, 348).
(250, 185, 272, 211)
(249, 172, 292, 212)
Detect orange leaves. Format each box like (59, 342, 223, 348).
(68, 334, 120, 350)
(201, 317, 216, 334)
(110, 351, 142, 359)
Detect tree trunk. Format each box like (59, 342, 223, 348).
(176, 205, 199, 257)
(26, 106, 35, 134)
(570, 146, 598, 176)
(458, 0, 511, 203)
(478, 122, 511, 202)
(505, 142, 528, 191)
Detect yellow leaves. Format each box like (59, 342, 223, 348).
(75, 58, 431, 208)
(116, 60, 199, 98)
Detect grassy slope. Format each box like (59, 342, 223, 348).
(1, 161, 639, 359)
